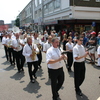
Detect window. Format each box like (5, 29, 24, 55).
(35, 0, 38, 7)
(48, 2, 54, 12)
(35, 11, 37, 18)
(54, 0, 60, 9)
(96, 0, 100, 2)
(39, 0, 42, 4)
(44, 4, 48, 14)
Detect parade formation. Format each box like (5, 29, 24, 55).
(0, 28, 100, 100)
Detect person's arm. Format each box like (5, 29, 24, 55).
(47, 55, 65, 64)
(75, 52, 88, 60)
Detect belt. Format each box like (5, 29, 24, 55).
(75, 61, 85, 63)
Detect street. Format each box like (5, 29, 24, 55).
(0, 42, 100, 100)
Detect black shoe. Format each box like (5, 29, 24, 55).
(97, 66, 100, 67)
(21, 68, 24, 72)
(38, 65, 42, 69)
(31, 79, 35, 83)
(56, 92, 59, 98)
(76, 91, 82, 96)
(18, 70, 21, 73)
(34, 75, 37, 79)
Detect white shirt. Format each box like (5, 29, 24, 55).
(23, 43, 39, 62)
(43, 41, 51, 52)
(46, 46, 63, 69)
(97, 46, 100, 55)
(2, 37, 8, 45)
(73, 44, 85, 62)
(32, 37, 42, 45)
(11, 38, 22, 51)
(66, 42, 74, 51)
(6, 38, 12, 48)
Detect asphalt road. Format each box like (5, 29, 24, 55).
(0, 42, 100, 100)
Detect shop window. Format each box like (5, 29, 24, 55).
(96, 0, 100, 2)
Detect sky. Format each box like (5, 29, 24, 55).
(0, 0, 31, 24)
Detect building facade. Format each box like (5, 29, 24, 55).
(18, 0, 100, 33)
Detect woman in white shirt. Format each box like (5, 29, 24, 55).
(66, 36, 74, 72)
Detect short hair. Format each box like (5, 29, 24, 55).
(68, 36, 72, 40)
(51, 37, 59, 43)
(27, 36, 32, 43)
(76, 35, 83, 40)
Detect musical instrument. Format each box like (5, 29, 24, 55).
(30, 45, 37, 60)
(7, 40, 12, 48)
(37, 44, 42, 54)
(12, 26, 20, 33)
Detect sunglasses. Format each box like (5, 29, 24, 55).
(79, 40, 83, 41)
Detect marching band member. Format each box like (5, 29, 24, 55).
(7, 34, 15, 65)
(11, 33, 25, 73)
(23, 37, 39, 83)
(66, 36, 74, 72)
(43, 35, 52, 53)
(46, 37, 67, 100)
(33, 32, 43, 69)
(43, 35, 52, 78)
(73, 36, 88, 96)
(2, 33, 9, 61)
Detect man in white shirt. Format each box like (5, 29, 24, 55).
(7, 34, 15, 65)
(46, 37, 67, 100)
(11, 33, 25, 73)
(73, 36, 88, 96)
(43, 35, 52, 78)
(33, 32, 42, 69)
(2, 33, 9, 61)
(23, 37, 39, 83)
(43, 35, 52, 53)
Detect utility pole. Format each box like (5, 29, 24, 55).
(42, 0, 44, 32)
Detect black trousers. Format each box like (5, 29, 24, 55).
(67, 52, 73, 70)
(8, 48, 15, 64)
(27, 61, 38, 80)
(74, 62, 86, 92)
(14, 50, 25, 71)
(37, 51, 42, 66)
(4, 46, 9, 61)
(49, 67, 64, 99)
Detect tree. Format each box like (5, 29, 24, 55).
(15, 17, 20, 27)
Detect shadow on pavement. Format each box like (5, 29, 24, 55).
(45, 78, 51, 85)
(37, 68, 44, 78)
(2, 61, 10, 65)
(4, 65, 15, 71)
(68, 71, 74, 78)
(2, 56, 6, 58)
(76, 93, 89, 100)
(10, 72, 25, 80)
(23, 81, 41, 94)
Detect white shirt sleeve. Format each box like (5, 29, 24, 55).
(23, 45, 31, 57)
(73, 47, 79, 58)
(97, 46, 100, 55)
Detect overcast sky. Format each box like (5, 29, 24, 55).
(0, 0, 31, 24)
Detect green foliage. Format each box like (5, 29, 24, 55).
(15, 18, 20, 27)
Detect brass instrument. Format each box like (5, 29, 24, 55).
(37, 44, 42, 54)
(7, 40, 11, 48)
(31, 45, 37, 60)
